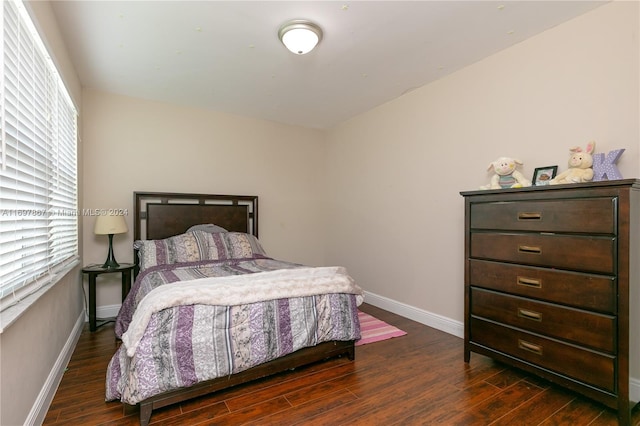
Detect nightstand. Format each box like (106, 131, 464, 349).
(82, 263, 134, 331)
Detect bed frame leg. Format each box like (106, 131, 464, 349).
(139, 402, 152, 426)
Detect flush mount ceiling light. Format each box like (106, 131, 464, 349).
(278, 20, 323, 55)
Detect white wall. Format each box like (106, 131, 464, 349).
(83, 1, 640, 325)
(81, 90, 328, 307)
(323, 1, 639, 324)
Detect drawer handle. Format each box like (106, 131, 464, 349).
(518, 245, 542, 255)
(517, 276, 542, 289)
(518, 212, 542, 221)
(518, 339, 543, 355)
(518, 308, 542, 322)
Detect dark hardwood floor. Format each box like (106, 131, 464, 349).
(44, 303, 640, 425)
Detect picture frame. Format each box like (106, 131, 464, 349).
(532, 166, 558, 186)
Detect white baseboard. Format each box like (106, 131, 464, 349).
(96, 303, 121, 320)
(363, 290, 464, 339)
(631, 378, 640, 403)
(26, 311, 84, 426)
(82, 304, 121, 324)
(362, 290, 640, 402)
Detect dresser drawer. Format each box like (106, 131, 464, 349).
(468, 259, 616, 313)
(471, 288, 615, 352)
(470, 318, 615, 392)
(469, 197, 616, 233)
(470, 232, 615, 274)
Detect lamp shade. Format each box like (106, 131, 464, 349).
(278, 20, 322, 55)
(94, 214, 128, 235)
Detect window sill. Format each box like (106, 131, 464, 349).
(0, 259, 81, 333)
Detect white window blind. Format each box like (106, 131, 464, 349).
(0, 0, 78, 310)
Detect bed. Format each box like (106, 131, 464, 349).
(105, 192, 363, 425)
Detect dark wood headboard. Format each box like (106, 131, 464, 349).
(133, 191, 258, 275)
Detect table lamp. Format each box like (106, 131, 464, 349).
(94, 214, 128, 269)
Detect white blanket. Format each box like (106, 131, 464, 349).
(121, 266, 364, 356)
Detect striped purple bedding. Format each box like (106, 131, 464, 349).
(105, 257, 361, 405)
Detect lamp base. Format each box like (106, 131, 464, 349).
(102, 234, 120, 269)
(101, 258, 120, 269)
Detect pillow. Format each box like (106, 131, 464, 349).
(195, 231, 267, 260)
(134, 231, 211, 271)
(186, 223, 228, 233)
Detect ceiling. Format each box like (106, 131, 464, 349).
(49, 1, 605, 129)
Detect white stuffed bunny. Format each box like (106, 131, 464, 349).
(480, 157, 532, 190)
(549, 142, 595, 185)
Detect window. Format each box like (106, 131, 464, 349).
(0, 0, 78, 311)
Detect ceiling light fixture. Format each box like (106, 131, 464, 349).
(278, 20, 323, 55)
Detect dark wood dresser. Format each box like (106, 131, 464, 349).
(461, 179, 640, 425)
